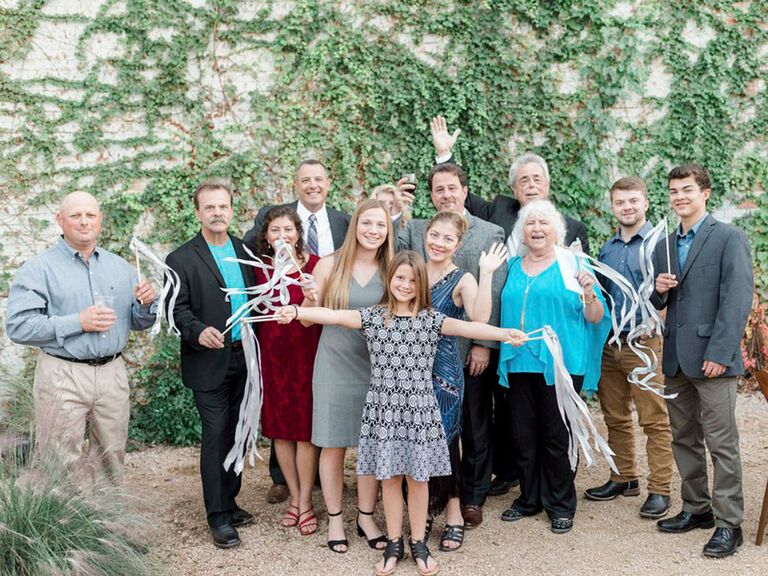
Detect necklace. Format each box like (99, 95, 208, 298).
(519, 256, 548, 332)
(428, 260, 456, 287)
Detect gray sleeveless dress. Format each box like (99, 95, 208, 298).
(311, 272, 385, 447)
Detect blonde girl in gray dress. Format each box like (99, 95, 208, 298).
(300, 198, 394, 554)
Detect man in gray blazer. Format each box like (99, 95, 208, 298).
(398, 163, 506, 529)
(652, 164, 753, 558)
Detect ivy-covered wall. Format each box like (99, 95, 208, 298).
(1, 0, 766, 369)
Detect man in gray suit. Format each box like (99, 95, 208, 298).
(652, 163, 753, 558)
(398, 163, 506, 529)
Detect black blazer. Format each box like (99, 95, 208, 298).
(651, 215, 753, 379)
(166, 232, 256, 392)
(465, 193, 591, 254)
(242, 201, 350, 251)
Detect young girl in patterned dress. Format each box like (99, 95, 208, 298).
(278, 250, 525, 576)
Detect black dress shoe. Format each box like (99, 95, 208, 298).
(211, 524, 240, 549)
(584, 479, 640, 501)
(489, 477, 520, 497)
(639, 494, 670, 519)
(232, 508, 254, 527)
(703, 527, 743, 558)
(550, 517, 573, 534)
(500, 505, 526, 522)
(657, 510, 715, 533)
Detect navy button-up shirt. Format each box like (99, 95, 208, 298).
(598, 221, 654, 329)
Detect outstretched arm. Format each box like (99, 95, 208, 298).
(277, 305, 362, 330)
(458, 243, 508, 322)
(441, 317, 525, 346)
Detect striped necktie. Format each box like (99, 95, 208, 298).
(307, 214, 319, 255)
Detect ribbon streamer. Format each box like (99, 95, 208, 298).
(568, 221, 674, 398)
(534, 327, 618, 473)
(129, 236, 181, 338)
(221, 240, 314, 473)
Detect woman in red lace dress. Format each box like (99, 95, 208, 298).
(255, 206, 322, 535)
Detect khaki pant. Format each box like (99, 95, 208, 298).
(597, 336, 673, 494)
(33, 351, 130, 484)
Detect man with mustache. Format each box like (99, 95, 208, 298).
(166, 179, 256, 549)
(584, 177, 673, 519)
(244, 159, 350, 504)
(652, 164, 753, 558)
(6, 191, 157, 485)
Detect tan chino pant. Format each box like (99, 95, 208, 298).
(597, 336, 673, 494)
(33, 351, 130, 484)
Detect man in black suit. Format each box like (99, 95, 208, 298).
(652, 164, 753, 558)
(243, 159, 351, 503)
(167, 179, 256, 549)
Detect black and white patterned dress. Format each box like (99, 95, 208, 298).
(356, 306, 452, 482)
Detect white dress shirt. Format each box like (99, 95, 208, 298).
(296, 202, 335, 257)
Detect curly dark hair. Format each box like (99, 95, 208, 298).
(255, 205, 306, 260)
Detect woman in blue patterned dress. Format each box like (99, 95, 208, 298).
(424, 212, 507, 551)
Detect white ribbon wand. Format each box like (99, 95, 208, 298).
(531, 326, 618, 473)
(129, 236, 181, 337)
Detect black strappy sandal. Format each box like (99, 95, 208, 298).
(409, 538, 439, 576)
(326, 510, 348, 554)
(356, 509, 387, 549)
(438, 524, 464, 552)
(374, 537, 404, 576)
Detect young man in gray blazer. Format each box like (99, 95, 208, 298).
(652, 163, 753, 558)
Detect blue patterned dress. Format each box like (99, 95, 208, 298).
(428, 268, 467, 514)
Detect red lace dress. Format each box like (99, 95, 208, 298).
(257, 254, 321, 442)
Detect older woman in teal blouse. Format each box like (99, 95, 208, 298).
(497, 199, 610, 535)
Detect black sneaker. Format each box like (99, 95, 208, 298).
(550, 517, 573, 534)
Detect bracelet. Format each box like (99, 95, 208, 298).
(581, 292, 598, 305)
(292, 304, 299, 319)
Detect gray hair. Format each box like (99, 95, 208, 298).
(370, 184, 396, 199)
(512, 199, 566, 255)
(508, 152, 550, 188)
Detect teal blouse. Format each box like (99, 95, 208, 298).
(497, 256, 611, 392)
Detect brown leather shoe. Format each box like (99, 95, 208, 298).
(460, 504, 483, 529)
(266, 483, 289, 504)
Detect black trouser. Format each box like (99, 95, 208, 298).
(492, 385, 519, 482)
(507, 372, 583, 520)
(192, 348, 246, 528)
(269, 441, 286, 485)
(459, 349, 499, 507)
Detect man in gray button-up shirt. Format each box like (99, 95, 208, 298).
(6, 191, 157, 483)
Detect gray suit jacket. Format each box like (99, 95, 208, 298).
(651, 214, 753, 379)
(242, 200, 350, 251)
(398, 214, 507, 361)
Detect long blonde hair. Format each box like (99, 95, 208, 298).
(324, 199, 395, 309)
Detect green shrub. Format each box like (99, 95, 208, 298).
(0, 455, 160, 576)
(129, 332, 201, 446)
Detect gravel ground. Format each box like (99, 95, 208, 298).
(124, 393, 768, 576)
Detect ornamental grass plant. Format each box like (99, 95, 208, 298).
(0, 450, 160, 575)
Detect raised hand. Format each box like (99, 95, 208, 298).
(300, 274, 319, 303)
(394, 177, 416, 214)
(430, 116, 461, 157)
(479, 243, 509, 274)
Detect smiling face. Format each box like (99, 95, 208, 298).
(611, 188, 648, 228)
(513, 162, 550, 206)
(425, 220, 462, 264)
(668, 176, 710, 223)
(295, 163, 329, 213)
(265, 215, 299, 250)
(355, 207, 389, 251)
(430, 172, 468, 213)
(522, 214, 557, 254)
(195, 188, 233, 237)
(56, 192, 102, 253)
(389, 263, 417, 304)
